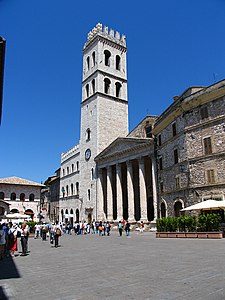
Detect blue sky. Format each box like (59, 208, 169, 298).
(0, 0, 225, 183)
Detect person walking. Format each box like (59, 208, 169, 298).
(99, 221, 103, 236)
(0, 224, 6, 260)
(7, 223, 18, 257)
(125, 221, 130, 237)
(139, 221, 144, 233)
(118, 221, 123, 237)
(42, 223, 47, 241)
(20, 223, 28, 256)
(106, 221, 111, 236)
(53, 221, 61, 248)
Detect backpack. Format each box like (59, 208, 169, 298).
(8, 231, 15, 240)
(56, 228, 61, 236)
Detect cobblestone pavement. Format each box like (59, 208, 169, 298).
(0, 231, 225, 300)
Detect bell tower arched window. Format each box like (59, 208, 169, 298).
(116, 55, 121, 70)
(86, 128, 91, 141)
(104, 50, 111, 66)
(115, 82, 122, 98)
(86, 56, 90, 71)
(92, 79, 95, 94)
(92, 51, 95, 67)
(86, 84, 89, 98)
(104, 78, 111, 94)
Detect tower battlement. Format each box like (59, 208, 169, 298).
(84, 23, 126, 49)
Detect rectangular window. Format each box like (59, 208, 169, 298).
(145, 126, 152, 138)
(175, 177, 180, 189)
(158, 134, 162, 146)
(204, 137, 212, 155)
(174, 149, 178, 164)
(207, 169, 215, 184)
(200, 106, 209, 119)
(172, 123, 177, 137)
(159, 157, 163, 170)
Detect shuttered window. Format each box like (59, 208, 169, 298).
(207, 169, 215, 184)
(204, 137, 212, 154)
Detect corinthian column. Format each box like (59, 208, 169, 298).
(139, 157, 148, 221)
(97, 168, 105, 221)
(126, 160, 135, 222)
(106, 166, 113, 221)
(116, 163, 123, 221)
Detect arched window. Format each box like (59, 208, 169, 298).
(66, 185, 69, 196)
(115, 82, 122, 98)
(104, 78, 111, 94)
(104, 50, 111, 66)
(161, 202, 166, 218)
(62, 169, 65, 176)
(88, 189, 91, 201)
(70, 208, 73, 215)
(62, 187, 65, 197)
(61, 209, 64, 222)
(0, 192, 4, 200)
(72, 164, 74, 172)
(86, 128, 91, 141)
(86, 56, 90, 71)
(92, 79, 95, 94)
(67, 167, 69, 175)
(65, 209, 68, 215)
(77, 161, 79, 171)
(92, 51, 95, 66)
(11, 193, 16, 201)
(20, 193, 25, 202)
(29, 194, 34, 201)
(174, 201, 183, 217)
(71, 184, 74, 195)
(86, 84, 89, 98)
(116, 55, 121, 70)
(76, 182, 79, 195)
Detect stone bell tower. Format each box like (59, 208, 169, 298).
(79, 23, 128, 220)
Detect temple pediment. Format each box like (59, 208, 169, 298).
(95, 137, 153, 161)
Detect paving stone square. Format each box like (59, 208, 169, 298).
(0, 232, 225, 300)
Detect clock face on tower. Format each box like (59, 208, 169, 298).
(85, 148, 91, 161)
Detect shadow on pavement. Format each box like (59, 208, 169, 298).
(0, 286, 9, 299)
(0, 256, 21, 280)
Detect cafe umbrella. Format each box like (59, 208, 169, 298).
(181, 199, 225, 212)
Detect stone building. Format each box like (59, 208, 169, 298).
(41, 168, 60, 223)
(57, 23, 225, 225)
(152, 80, 225, 217)
(0, 176, 44, 220)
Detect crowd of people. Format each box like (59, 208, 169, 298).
(34, 219, 144, 240)
(0, 221, 30, 260)
(0, 219, 145, 260)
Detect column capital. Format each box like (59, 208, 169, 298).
(138, 157, 145, 165)
(106, 165, 112, 173)
(126, 160, 133, 168)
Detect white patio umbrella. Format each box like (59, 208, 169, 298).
(181, 199, 225, 212)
